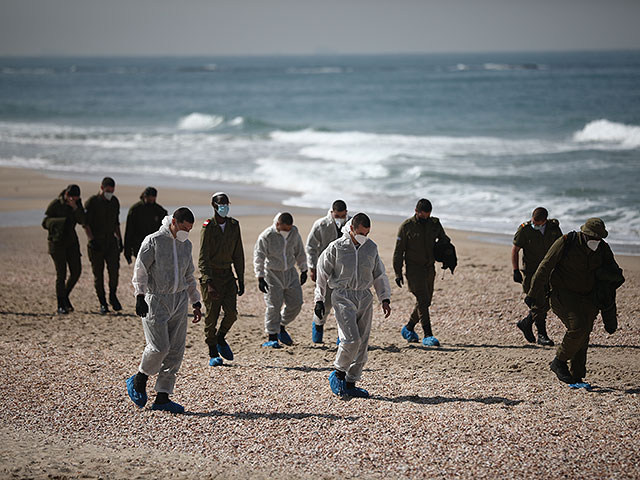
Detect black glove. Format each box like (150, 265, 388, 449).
(602, 305, 617, 334)
(513, 269, 523, 283)
(300, 270, 307, 286)
(395, 276, 403, 288)
(135, 294, 149, 317)
(124, 251, 132, 265)
(88, 239, 101, 252)
(237, 280, 245, 297)
(258, 277, 269, 293)
(314, 301, 325, 320)
(524, 295, 536, 308)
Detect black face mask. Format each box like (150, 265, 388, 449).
(418, 216, 429, 224)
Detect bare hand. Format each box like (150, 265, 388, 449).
(207, 282, 220, 300)
(66, 197, 78, 209)
(310, 269, 317, 282)
(192, 307, 202, 323)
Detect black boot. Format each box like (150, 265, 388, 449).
(57, 297, 69, 315)
(537, 333, 554, 346)
(516, 313, 535, 343)
(98, 295, 109, 314)
(109, 293, 122, 311)
(550, 358, 575, 384)
(535, 318, 554, 346)
(64, 296, 74, 312)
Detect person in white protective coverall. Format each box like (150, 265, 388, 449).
(254, 212, 308, 348)
(306, 199, 350, 343)
(126, 207, 202, 414)
(314, 212, 391, 398)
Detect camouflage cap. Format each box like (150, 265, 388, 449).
(580, 217, 608, 239)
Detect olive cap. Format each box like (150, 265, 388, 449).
(580, 217, 608, 239)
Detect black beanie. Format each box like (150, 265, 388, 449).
(66, 184, 81, 197)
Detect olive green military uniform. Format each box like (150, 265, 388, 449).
(43, 195, 86, 306)
(85, 194, 121, 305)
(123, 200, 168, 262)
(199, 216, 245, 354)
(393, 215, 450, 337)
(513, 219, 562, 334)
(528, 232, 616, 380)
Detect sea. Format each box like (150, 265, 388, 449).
(1, 51, 639, 252)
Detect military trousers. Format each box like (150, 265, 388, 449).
(406, 264, 436, 337)
(550, 289, 598, 380)
(87, 237, 120, 303)
(139, 290, 189, 395)
(263, 267, 303, 335)
(201, 269, 238, 348)
(523, 272, 551, 334)
(49, 241, 82, 301)
(333, 288, 374, 383)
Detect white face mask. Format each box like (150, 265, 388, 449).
(103, 191, 114, 201)
(587, 239, 600, 251)
(353, 233, 368, 245)
(176, 229, 189, 242)
(280, 230, 290, 239)
(334, 217, 346, 227)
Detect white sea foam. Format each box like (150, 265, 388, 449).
(286, 67, 346, 75)
(177, 113, 224, 131)
(573, 119, 640, 148)
(229, 117, 244, 126)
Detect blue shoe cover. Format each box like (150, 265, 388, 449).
(344, 386, 370, 398)
(569, 382, 592, 390)
(401, 326, 419, 343)
(336, 337, 341, 346)
(126, 375, 147, 408)
(217, 340, 234, 361)
(262, 340, 282, 348)
(329, 370, 346, 396)
(209, 356, 224, 367)
(151, 400, 184, 414)
(278, 328, 293, 346)
(312, 322, 324, 343)
(422, 336, 440, 347)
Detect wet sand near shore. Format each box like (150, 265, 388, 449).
(1, 167, 639, 479)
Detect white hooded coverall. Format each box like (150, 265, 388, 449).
(306, 210, 349, 325)
(315, 232, 391, 383)
(132, 216, 201, 394)
(254, 220, 307, 334)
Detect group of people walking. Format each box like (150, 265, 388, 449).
(43, 178, 624, 414)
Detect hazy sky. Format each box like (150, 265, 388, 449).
(1, 0, 640, 56)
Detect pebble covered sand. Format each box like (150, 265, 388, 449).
(1, 168, 639, 479)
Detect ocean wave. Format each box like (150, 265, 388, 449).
(177, 113, 224, 131)
(286, 67, 349, 75)
(573, 119, 640, 148)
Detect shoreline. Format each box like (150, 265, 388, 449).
(2, 166, 639, 257)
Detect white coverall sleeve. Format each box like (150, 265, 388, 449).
(294, 232, 308, 272)
(185, 242, 201, 304)
(372, 253, 391, 302)
(253, 232, 267, 278)
(132, 237, 155, 296)
(314, 247, 334, 303)
(306, 222, 322, 270)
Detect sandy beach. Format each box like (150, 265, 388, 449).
(1, 166, 638, 479)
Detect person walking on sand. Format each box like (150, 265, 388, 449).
(512, 207, 562, 346)
(83, 177, 123, 314)
(393, 198, 450, 347)
(42, 184, 86, 314)
(315, 213, 391, 398)
(123, 186, 168, 265)
(306, 199, 350, 343)
(526, 218, 623, 387)
(199, 192, 245, 367)
(254, 212, 307, 348)
(126, 208, 202, 414)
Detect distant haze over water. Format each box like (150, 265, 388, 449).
(1, 52, 639, 252)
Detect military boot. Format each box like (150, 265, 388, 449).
(550, 358, 574, 384)
(109, 292, 122, 312)
(516, 313, 535, 343)
(98, 295, 109, 314)
(64, 296, 74, 312)
(57, 297, 69, 315)
(537, 333, 554, 346)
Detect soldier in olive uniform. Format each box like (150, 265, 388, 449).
(42, 184, 86, 314)
(83, 177, 123, 314)
(123, 186, 168, 265)
(527, 218, 621, 385)
(199, 192, 245, 366)
(393, 198, 450, 347)
(512, 207, 563, 346)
